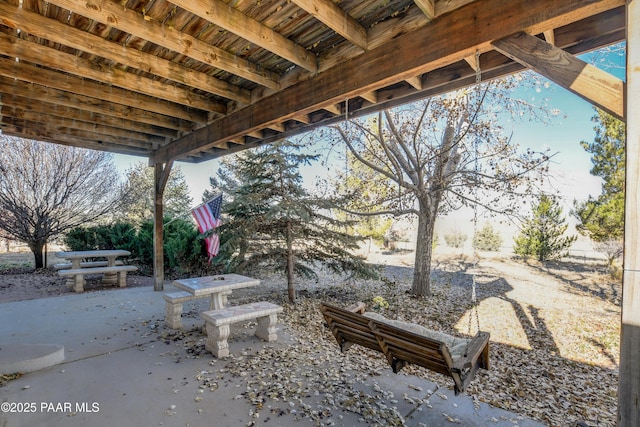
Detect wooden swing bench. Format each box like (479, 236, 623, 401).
(319, 302, 490, 395)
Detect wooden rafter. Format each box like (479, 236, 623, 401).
(405, 76, 423, 90)
(544, 29, 556, 45)
(0, 95, 176, 138)
(0, 0, 626, 165)
(323, 104, 342, 115)
(492, 32, 624, 120)
(43, 0, 280, 89)
(152, 0, 625, 163)
(360, 91, 378, 104)
(1, 125, 151, 156)
(0, 33, 221, 112)
(1, 120, 152, 151)
(0, 3, 251, 105)
(0, 58, 211, 123)
(170, 0, 317, 72)
(413, 0, 435, 20)
(463, 54, 480, 72)
(1, 106, 163, 145)
(291, 0, 368, 50)
(0, 78, 191, 133)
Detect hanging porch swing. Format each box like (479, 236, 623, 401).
(321, 52, 491, 395)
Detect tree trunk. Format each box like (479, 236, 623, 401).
(412, 200, 438, 297)
(29, 241, 45, 269)
(286, 220, 295, 303)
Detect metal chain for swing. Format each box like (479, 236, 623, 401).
(468, 51, 482, 336)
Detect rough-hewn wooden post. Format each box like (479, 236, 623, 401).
(619, 1, 640, 424)
(153, 161, 173, 291)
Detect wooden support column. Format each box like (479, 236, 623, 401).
(619, 1, 640, 424)
(153, 161, 173, 291)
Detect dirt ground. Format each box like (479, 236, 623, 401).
(0, 266, 153, 303)
(0, 248, 622, 426)
(0, 250, 153, 303)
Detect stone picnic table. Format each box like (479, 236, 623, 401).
(55, 249, 135, 292)
(170, 274, 283, 358)
(172, 273, 260, 310)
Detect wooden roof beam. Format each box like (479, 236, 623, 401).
(0, 3, 250, 105)
(1, 124, 150, 156)
(0, 58, 210, 123)
(492, 32, 624, 120)
(544, 29, 556, 45)
(45, 0, 280, 89)
(405, 76, 423, 90)
(212, 141, 230, 149)
(463, 54, 481, 72)
(293, 114, 311, 124)
(308, 8, 625, 121)
(0, 33, 223, 113)
(359, 91, 378, 104)
(151, 0, 625, 163)
(1, 94, 177, 138)
(1, 105, 165, 145)
(267, 123, 286, 132)
(291, 0, 368, 50)
(247, 130, 264, 139)
(322, 104, 342, 115)
(0, 77, 193, 132)
(2, 118, 154, 149)
(171, 0, 318, 72)
(414, 0, 436, 20)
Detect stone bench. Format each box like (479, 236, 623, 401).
(55, 261, 124, 287)
(58, 265, 138, 293)
(54, 260, 123, 270)
(201, 301, 283, 358)
(163, 290, 231, 329)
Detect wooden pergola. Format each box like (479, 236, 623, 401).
(0, 0, 637, 423)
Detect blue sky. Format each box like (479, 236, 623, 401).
(114, 44, 626, 212)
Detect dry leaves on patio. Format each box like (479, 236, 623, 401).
(167, 255, 620, 426)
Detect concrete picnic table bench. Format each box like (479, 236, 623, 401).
(165, 274, 261, 329)
(202, 301, 283, 358)
(55, 250, 137, 293)
(165, 274, 283, 358)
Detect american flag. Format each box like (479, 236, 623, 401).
(191, 194, 222, 259)
(204, 234, 220, 260)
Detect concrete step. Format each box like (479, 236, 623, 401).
(0, 343, 65, 374)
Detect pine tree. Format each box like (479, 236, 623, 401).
(444, 229, 467, 248)
(473, 223, 503, 252)
(572, 109, 625, 264)
(514, 195, 577, 261)
(207, 139, 376, 303)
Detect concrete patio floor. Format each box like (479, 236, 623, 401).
(0, 284, 546, 426)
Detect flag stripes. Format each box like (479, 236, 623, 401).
(191, 193, 222, 260)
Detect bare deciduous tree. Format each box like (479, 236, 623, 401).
(117, 161, 192, 225)
(330, 82, 553, 296)
(0, 135, 122, 268)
